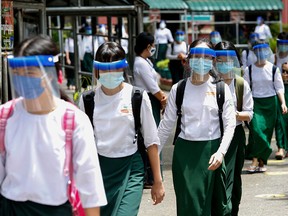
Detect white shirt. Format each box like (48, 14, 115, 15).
(243, 61, 284, 98)
(79, 35, 99, 60)
(228, 77, 254, 125)
(133, 56, 161, 94)
(79, 83, 160, 158)
(0, 98, 107, 208)
(64, 37, 74, 53)
(158, 77, 236, 155)
(166, 42, 187, 60)
(255, 24, 272, 41)
(154, 28, 174, 44)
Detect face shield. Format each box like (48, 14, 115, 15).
(210, 31, 222, 45)
(253, 43, 273, 64)
(277, 39, 288, 59)
(189, 47, 216, 82)
(215, 50, 240, 80)
(93, 58, 129, 89)
(249, 33, 260, 47)
(175, 31, 185, 42)
(8, 55, 60, 113)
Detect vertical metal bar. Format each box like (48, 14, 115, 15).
(73, 16, 80, 91)
(18, 10, 24, 41)
(236, 21, 239, 45)
(107, 16, 112, 41)
(136, 4, 143, 33)
(184, 10, 188, 45)
(40, 0, 47, 35)
(2, 53, 8, 103)
(279, 11, 283, 32)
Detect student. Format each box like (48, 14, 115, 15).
(254, 16, 272, 42)
(274, 32, 288, 159)
(166, 30, 187, 84)
(210, 31, 222, 47)
(64, 31, 76, 90)
(133, 32, 167, 188)
(158, 38, 236, 216)
(0, 35, 107, 216)
(79, 41, 165, 216)
(244, 42, 287, 172)
(215, 41, 254, 215)
(241, 32, 259, 70)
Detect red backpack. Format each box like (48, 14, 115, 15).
(0, 100, 85, 216)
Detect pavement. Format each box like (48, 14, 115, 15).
(63, 81, 288, 216)
(138, 131, 288, 216)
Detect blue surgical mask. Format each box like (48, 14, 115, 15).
(12, 75, 44, 99)
(216, 62, 235, 74)
(176, 35, 184, 42)
(278, 45, 288, 53)
(98, 72, 124, 89)
(211, 37, 221, 45)
(189, 58, 213, 75)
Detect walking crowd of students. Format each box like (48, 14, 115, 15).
(1, 20, 288, 216)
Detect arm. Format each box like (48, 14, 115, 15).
(208, 84, 236, 170)
(85, 207, 100, 216)
(274, 67, 287, 114)
(154, 91, 167, 109)
(236, 80, 254, 122)
(241, 50, 247, 70)
(147, 144, 165, 205)
(64, 39, 71, 65)
(166, 44, 178, 60)
(277, 92, 288, 114)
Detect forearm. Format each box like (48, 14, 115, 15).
(85, 207, 100, 216)
(154, 91, 166, 102)
(236, 111, 251, 122)
(147, 144, 162, 183)
(277, 92, 286, 106)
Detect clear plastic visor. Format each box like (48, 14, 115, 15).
(189, 47, 215, 82)
(210, 32, 222, 45)
(277, 40, 288, 59)
(8, 55, 60, 114)
(215, 50, 240, 80)
(253, 44, 273, 64)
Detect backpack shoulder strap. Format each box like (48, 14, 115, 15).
(0, 100, 16, 155)
(248, 64, 252, 90)
(272, 65, 277, 82)
(171, 43, 174, 55)
(173, 78, 187, 145)
(234, 75, 244, 112)
(131, 86, 143, 142)
(82, 89, 95, 127)
(63, 108, 76, 179)
(246, 49, 249, 60)
(216, 81, 225, 138)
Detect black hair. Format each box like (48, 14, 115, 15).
(95, 41, 125, 62)
(277, 32, 288, 40)
(134, 32, 154, 56)
(214, 40, 243, 66)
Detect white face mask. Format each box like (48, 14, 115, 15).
(149, 47, 156, 56)
(160, 22, 166, 29)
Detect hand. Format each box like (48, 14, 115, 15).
(208, 151, 224, 170)
(160, 95, 167, 110)
(177, 53, 186, 60)
(281, 103, 288, 114)
(66, 59, 71, 65)
(151, 181, 165, 205)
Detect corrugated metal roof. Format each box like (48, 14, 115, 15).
(185, 0, 283, 11)
(143, 0, 188, 9)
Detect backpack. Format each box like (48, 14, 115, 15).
(0, 101, 85, 216)
(248, 64, 277, 90)
(82, 87, 147, 164)
(173, 79, 225, 145)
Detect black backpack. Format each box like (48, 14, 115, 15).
(82, 87, 147, 164)
(173, 79, 225, 145)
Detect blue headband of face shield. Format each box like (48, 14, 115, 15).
(215, 50, 237, 57)
(93, 59, 128, 70)
(253, 43, 270, 50)
(189, 47, 216, 57)
(277, 39, 288, 45)
(210, 31, 220, 37)
(8, 55, 55, 68)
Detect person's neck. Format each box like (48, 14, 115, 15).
(255, 61, 266, 67)
(140, 52, 149, 59)
(101, 82, 124, 96)
(24, 93, 57, 115)
(190, 74, 210, 85)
